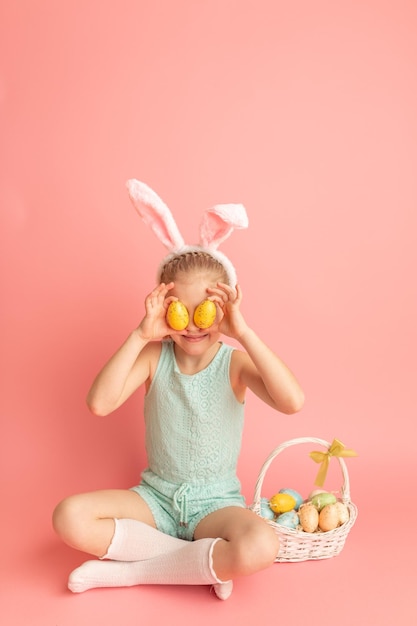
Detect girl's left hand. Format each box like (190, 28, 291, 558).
(207, 283, 249, 340)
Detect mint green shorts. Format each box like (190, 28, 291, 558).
(130, 468, 246, 541)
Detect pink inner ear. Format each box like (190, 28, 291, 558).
(200, 212, 233, 249)
(200, 204, 248, 249)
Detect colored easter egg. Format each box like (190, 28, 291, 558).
(279, 488, 304, 510)
(318, 504, 340, 532)
(310, 492, 337, 511)
(193, 300, 217, 329)
(334, 501, 350, 525)
(166, 301, 189, 330)
(299, 503, 319, 533)
(260, 497, 276, 520)
(269, 493, 296, 514)
(276, 510, 299, 529)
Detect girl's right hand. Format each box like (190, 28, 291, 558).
(136, 282, 176, 341)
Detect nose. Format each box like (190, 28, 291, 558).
(185, 317, 201, 332)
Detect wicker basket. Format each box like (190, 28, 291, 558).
(249, 437, 358, 563)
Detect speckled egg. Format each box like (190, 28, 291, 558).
(279, 488, 304, 510)
(276, 510, 299, 529)
(334, 501, 350, 526)
(310, 491, 337, 511)
(318, 504, 340, 532)
(260, 497, 276, 520)
(193, 300, 217, 329)
(269, 492, 297, 514)
(166, 301, 189, 330)
(299, 503, 319, 533)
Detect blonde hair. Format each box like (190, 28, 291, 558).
(160, 250, 229, 285)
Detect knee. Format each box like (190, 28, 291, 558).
(52, 495, 85, 546)
(232, 523, 279, 576)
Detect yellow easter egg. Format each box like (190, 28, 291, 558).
(193, 300, 217, 329)
(166, 301, 189, 330)
(269, 493, 297, 514)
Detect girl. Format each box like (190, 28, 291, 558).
(52, 181, 304, 600)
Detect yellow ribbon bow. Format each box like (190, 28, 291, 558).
(309, 439, 358, 487)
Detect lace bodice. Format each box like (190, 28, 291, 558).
(144, 340, 245, 484)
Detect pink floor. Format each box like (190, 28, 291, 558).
(2, 456, 416, 625)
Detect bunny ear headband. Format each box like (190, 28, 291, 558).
(126, 179, 248, 286)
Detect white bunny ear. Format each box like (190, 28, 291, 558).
(199, 204, 248, 249)
(126, 179, 184, 251)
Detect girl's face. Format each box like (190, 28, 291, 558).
(167, 270, 222, 356)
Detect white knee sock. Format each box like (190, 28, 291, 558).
(69, 537, 232, 598)
(96, 518, 233, 600)
(101, 518, 188, 561)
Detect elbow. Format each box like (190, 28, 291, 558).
(86, 394, 112, 417)
(283, 389, 305, 415)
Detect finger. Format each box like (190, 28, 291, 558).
(235, 283, 243, 303)
(163, 295, 178, 309)
(207, 286, 230, 302)
(209, 295, 225, 309)
(217, 282, 238, 300)
(150, 283, 175, 306)
(153, 282, 174, 296)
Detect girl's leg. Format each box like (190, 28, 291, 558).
(194, 506, 280, 581)
(68, 537, 224, 593)
(52, 489, 157, 557)
(53, 490, 231, 599)
(65, 506, 278, 599)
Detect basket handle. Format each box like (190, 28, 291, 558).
(252, 437, 352, 507)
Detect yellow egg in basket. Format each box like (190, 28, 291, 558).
(269, 492, 296, 514)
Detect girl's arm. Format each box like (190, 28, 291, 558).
(86, 332, 156, 416)
(86, 282, 176, 416)
(209, 282, 304, 414)
(233, 332, 304, 414)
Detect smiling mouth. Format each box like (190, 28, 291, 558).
(183, 334, 208, 342)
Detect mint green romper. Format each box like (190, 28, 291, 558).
(131, 339, 246, 540)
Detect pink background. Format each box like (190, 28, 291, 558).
(1, 1, 416, 624)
